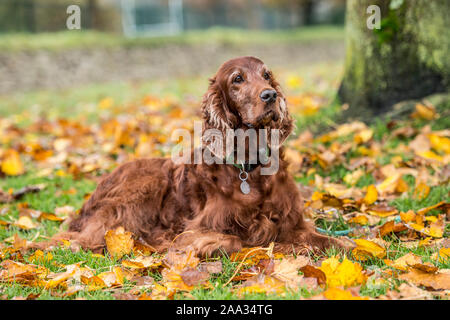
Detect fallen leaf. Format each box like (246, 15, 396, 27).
(431, 247, 450, 263)
(237, 274, 286, 296)
(352, 239, 386, 260)
(198, 261, 223, 274)
(319, 257, 366, 288)
(13, 216, 37, 230)
(1, 149, 25, 176)
(399, 269, 450, 290)
(180, 268, 209, 286)
(299, 265, 326, 286)
(411, 103, 436, 120)
(378, 220, 407, 237)
(104, 227, 134, 259)
(384, 253, 422, 271)
(363, 185, 378, 205)
(348, 215, 369, 226)
(366, 204, 398, 217)
(414, 183, 430, 200)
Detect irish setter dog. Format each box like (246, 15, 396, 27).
(50, 56, 346, 256)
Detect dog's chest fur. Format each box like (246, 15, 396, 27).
(177, 162, 298, 246)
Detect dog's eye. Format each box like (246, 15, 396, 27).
(233, 75, 243, 83)
(263, 72, 271, 80)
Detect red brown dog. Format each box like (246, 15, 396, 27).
(51, 56, 346, 256)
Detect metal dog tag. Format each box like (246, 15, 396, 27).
(238, 164, 250, 195)
(240, 181, 250, 194)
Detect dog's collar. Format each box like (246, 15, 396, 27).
(230, 162, 260, 172)
(226, 147, 270, 173)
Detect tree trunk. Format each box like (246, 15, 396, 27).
(338, 0, 450, 120)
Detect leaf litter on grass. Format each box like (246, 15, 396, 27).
(0, 75, 449, 300)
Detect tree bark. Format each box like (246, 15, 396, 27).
(338, 0, 450, 120)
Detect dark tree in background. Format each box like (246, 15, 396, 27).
(338, 0, 450, 119)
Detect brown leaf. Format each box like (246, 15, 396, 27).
(198, 261, 223, 274)
(378, 220, 407, 237)
(299, 265, 326, 286)
(410, 262, 438, 274)
(399, 269, 450, 290)
(180, 267, 209, 286)
(112, 292, 138, 300)
(163, 247, 199, 271)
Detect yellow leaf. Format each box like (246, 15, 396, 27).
(418, 237, 433, 247)
(348, 215, 369, 226)
(13, 216, 37, 230)
(406, 220, 444, 238)
(343, 169, 364, 186)
(366, 204, 398, 217)
(417, 201, 446, 215)
(96, 271, 120, 288)
(81, 275, 107, 290)
(428, 134, 450, 154)
(45, 263, 80, 289)
(237, 274, 286, 296)
(384, 253, 422, 271)
(416, 150, 443, 163)
(376, 173, 400, 194)
(286, 75, 303, 89)
(352, 239, 386, 261)
(122, 256, 161, 269)
(311, 191, 323, 201)
(104, 227, 134, 259)
(363, 185, 378, 205)
(354, 128, 373, 144)
(411, 103, 436, 120)
(29, 250, 53, 263)
(431, 248, 450, 263)
(319, 257, 366, 288)
(1, 150, 25, 176)
(98, 97, 114, 110)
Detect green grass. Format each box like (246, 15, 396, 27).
(0, 26, 344, 52)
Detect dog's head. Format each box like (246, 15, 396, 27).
(201, 56, 294, 153)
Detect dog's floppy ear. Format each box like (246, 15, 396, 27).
(201, 77, 237, 131)
(270, 79, 295, 148)
(201, 77, 237, 160)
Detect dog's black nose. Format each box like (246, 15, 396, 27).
(260, 90, 277, 103)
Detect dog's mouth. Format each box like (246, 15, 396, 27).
(255, 109, 279, 127)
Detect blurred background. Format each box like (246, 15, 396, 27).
(0, 0, 346, 34)
(0, 0, 346, 99)
(0, 0, 447, 125)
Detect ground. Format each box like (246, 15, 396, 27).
(0, 30, 449, 300)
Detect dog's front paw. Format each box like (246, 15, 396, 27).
(191, 236, 242, 257)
